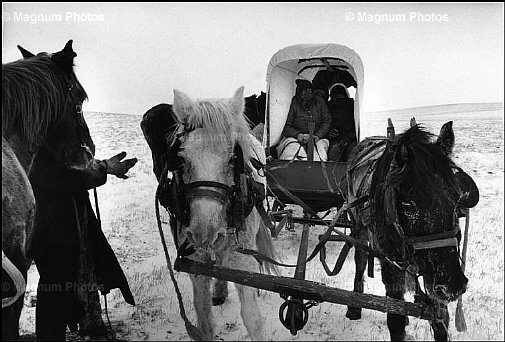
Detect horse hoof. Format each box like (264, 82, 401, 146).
(345, 307, 362, 320)
(212, 296, 226, 306)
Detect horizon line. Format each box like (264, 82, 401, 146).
(83, 101, 504, 116)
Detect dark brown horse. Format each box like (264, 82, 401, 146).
(346, 121, 478, 341)
(244, 91, 266, 129)
(2, 40, 93, 340)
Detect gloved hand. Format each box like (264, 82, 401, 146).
(296, 133, 304, 143)
(101, 152, 138, 179)
(328, 128, 339, 139)
(302, 134, 311, 144)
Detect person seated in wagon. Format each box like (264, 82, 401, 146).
(326, 83, 357, 161)
(277, 79, 332, 161)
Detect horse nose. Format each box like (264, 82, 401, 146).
(452, 274, 468, 297)
(186, 226, 227, 252)
(434, 284, 449, 297)
(186, 229, 197, 246)
(210, 228, 227, 251)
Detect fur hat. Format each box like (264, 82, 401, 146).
(295, 79, 313, 91)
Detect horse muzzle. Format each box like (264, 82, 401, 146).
(431, 275, 468, 303)
(186, 226, 228, 262)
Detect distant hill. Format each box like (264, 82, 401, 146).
(366, 102, 503, 117)
(84, 102, 503, 118)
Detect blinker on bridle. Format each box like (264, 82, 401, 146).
(171, 124, 252, 219)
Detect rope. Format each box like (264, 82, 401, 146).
(103, 294, 116, 340)
(92, 188, 116, 339)
(155, 193, 206, 341)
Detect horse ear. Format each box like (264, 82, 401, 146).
(173, 89, 194, 122)
(61, 40, 77, 57)
(436, 121, 455, 155)
(51, 40, 77, 71)
(17, 45, 35, 59)
(230, 86, 245, 116)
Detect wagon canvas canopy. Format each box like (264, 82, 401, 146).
(264, 43, 364, 148)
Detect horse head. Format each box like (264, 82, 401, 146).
(372, 122, 478, 303)
(170, 87, 252, 261)
(12, 40, 94, 170)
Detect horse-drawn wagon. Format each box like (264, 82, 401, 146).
(141, 43, 479, 341)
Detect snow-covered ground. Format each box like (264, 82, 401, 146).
(19, 103, 504, 341)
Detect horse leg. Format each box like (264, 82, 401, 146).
(345, 248, 367, 320)
(346, 227, 368, 320)
(430, 304, 449, 341)
(228, 250, 265, 341)
(381, 262, 411, 341)
(212, 250, 230, 306)
(2, 248, 29, 341)
(234, 282, 265, 341)
(190, 274, 214, 340)
(212, 279, 228, 306)
(226, 227, 266, 341)
(1, 294, 24, 341)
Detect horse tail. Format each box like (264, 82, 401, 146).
(2, 250, 26, 308)
(255, 217, 280, 276)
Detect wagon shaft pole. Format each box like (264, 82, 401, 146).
(174, 258, 440, 321)
(294, 216, 310, 280)
(280, 213, 312, 335)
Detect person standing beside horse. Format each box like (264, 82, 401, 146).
(277, 79, 332, 161)
(28, 144, 137, 340)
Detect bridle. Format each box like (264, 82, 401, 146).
(185, 181, 234, 204)
(42, 80, 93, 161)
(158, 126, 266, 254)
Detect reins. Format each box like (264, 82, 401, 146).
(71, 190, 115, 340)
(92, 188, 115, 341)
(154, 176, 207, 341)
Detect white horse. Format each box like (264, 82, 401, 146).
(170, 87, 278, 340)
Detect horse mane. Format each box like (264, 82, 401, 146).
(172, 98, 254, 160)
(369, 125, 458, 254)
(2, 55, 87, 147)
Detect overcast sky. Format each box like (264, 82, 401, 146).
(2, 2, 504, 115)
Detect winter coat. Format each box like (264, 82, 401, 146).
(328, 97, 357, 143)
(27, 147, 135, 305)
(282, 96, 332, 139)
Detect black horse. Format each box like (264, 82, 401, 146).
(2, 40, 94, 340)
(346, 122, 479, 341)
(244, 91, 266, 129)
